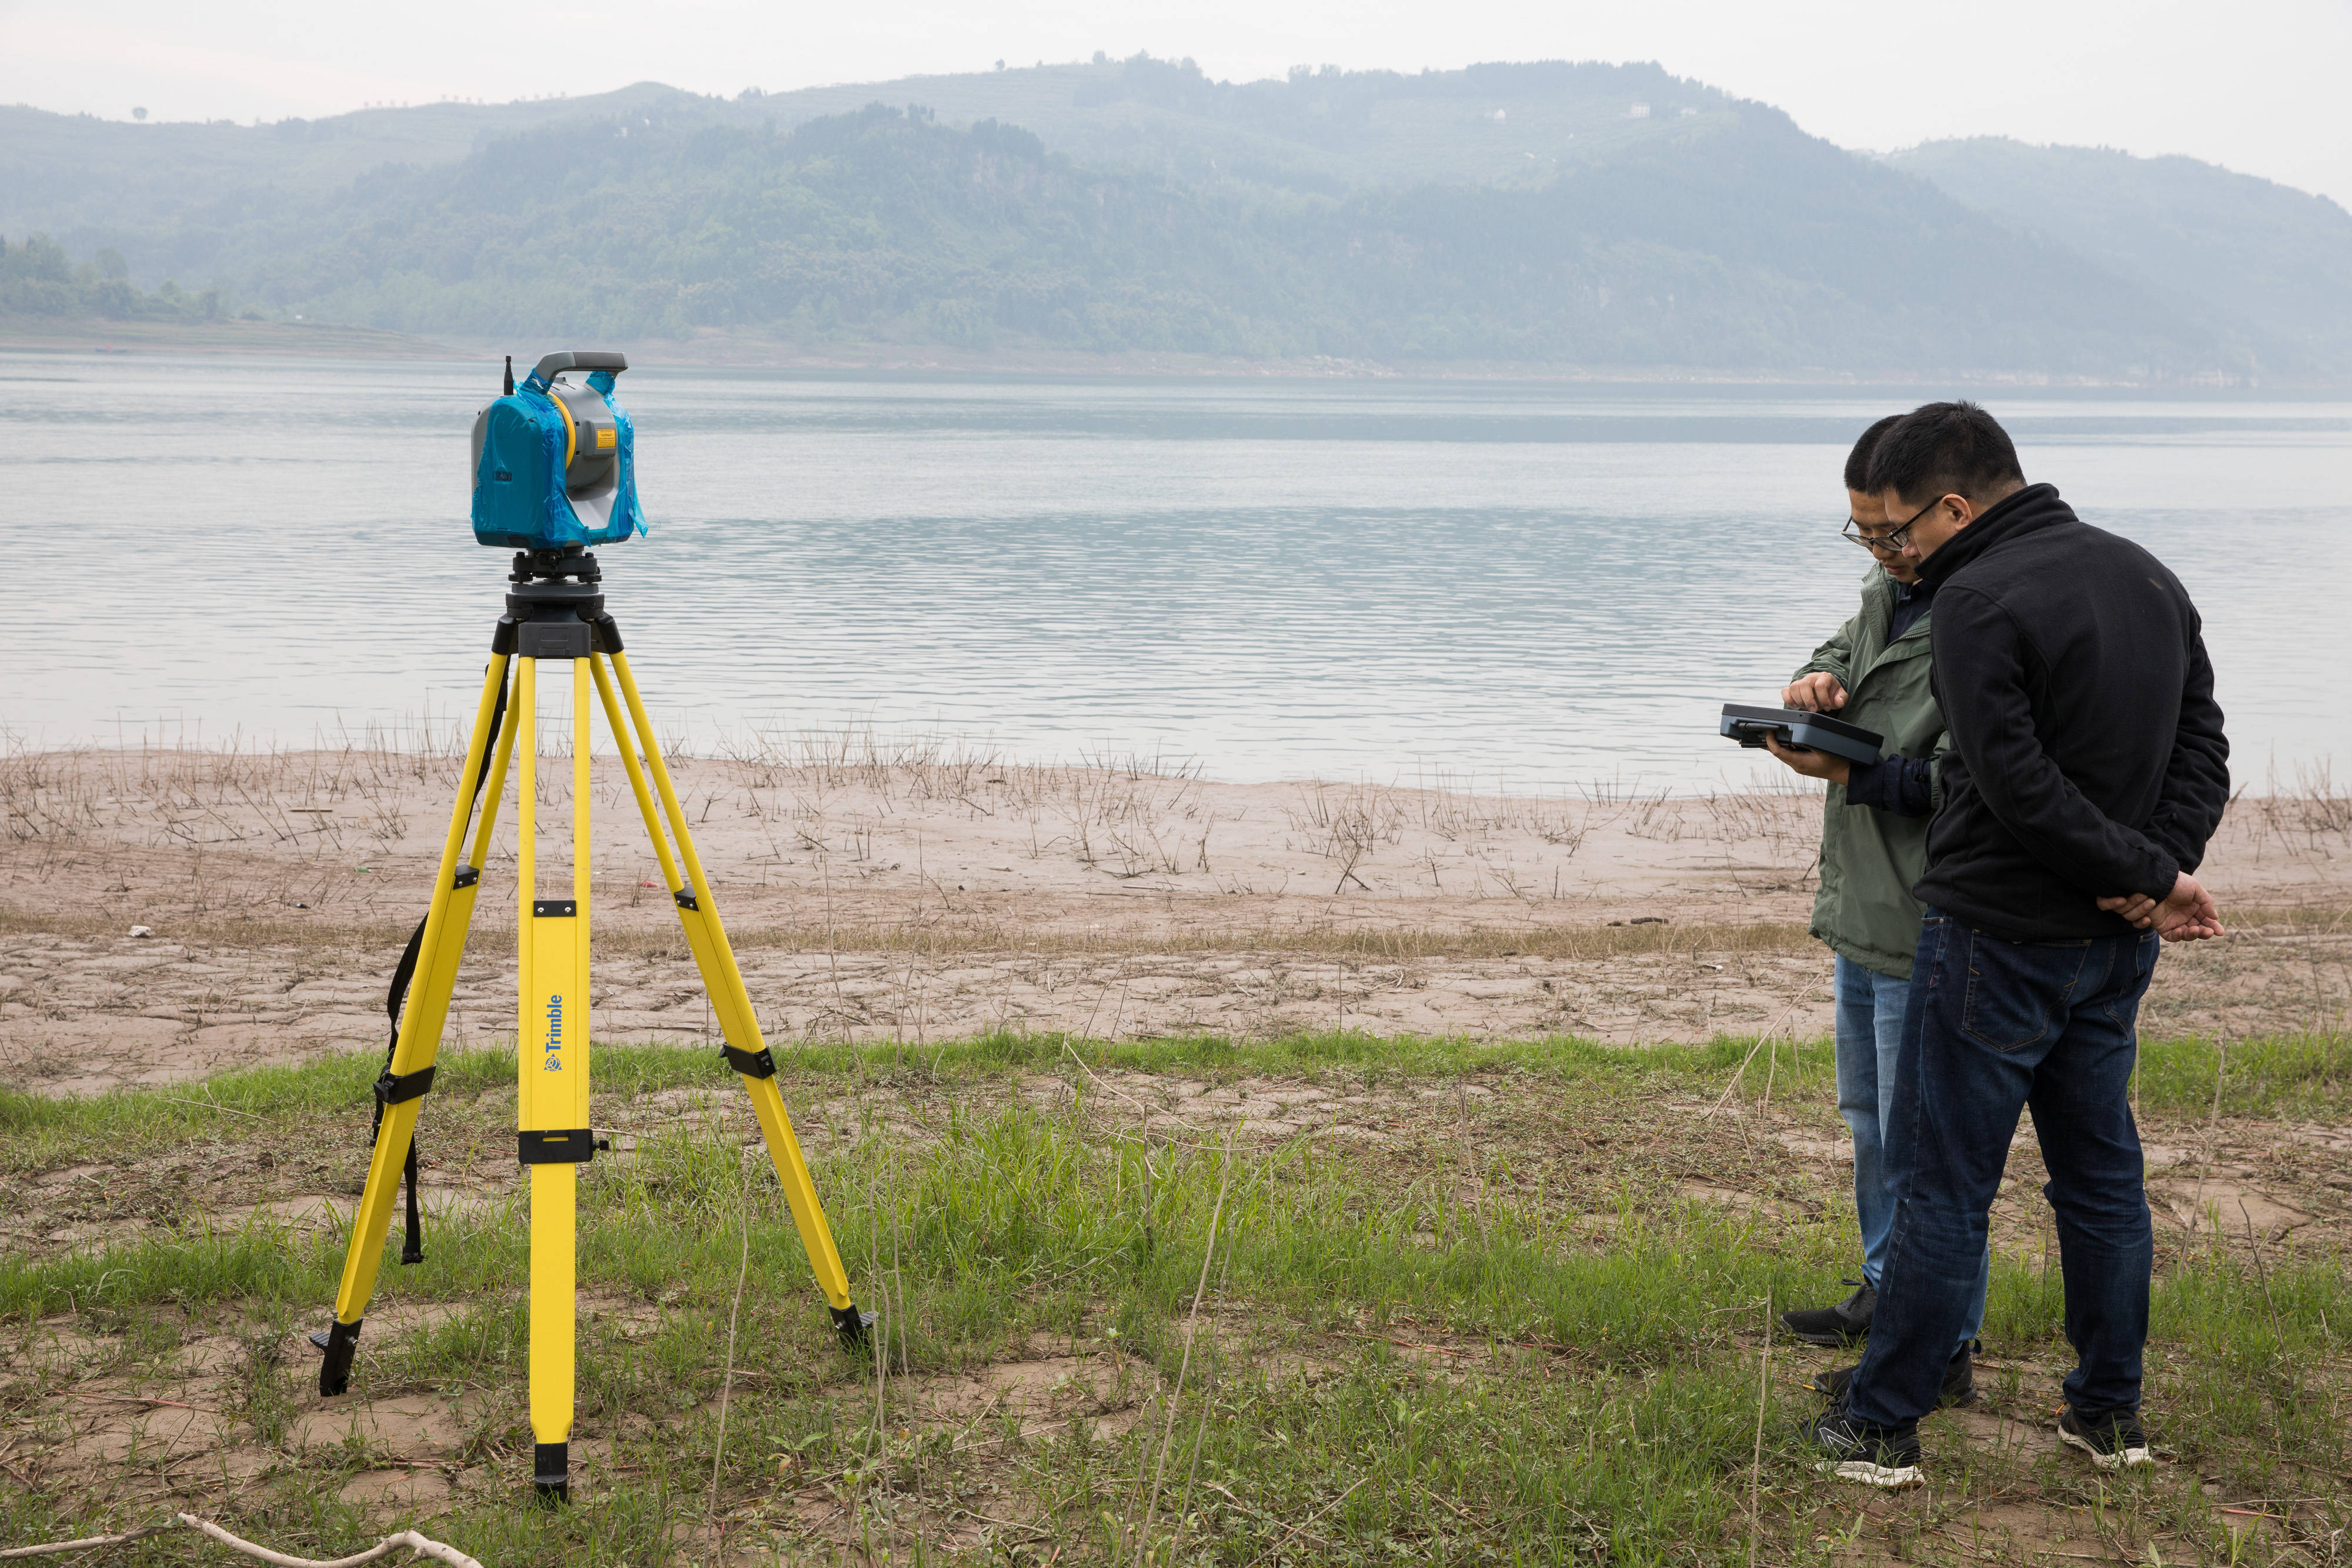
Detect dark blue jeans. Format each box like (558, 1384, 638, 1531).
(1847, 908, 2160, 1427)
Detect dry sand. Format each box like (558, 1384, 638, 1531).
(4, 737, 2348, 1094)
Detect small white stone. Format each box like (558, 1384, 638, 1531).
(129, 925, 153, 938)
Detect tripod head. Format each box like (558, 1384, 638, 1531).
(510, 544, 603, 587)
(500, 546, 619, 662)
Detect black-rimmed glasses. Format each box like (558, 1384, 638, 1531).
(1840, 496, 1943, 554)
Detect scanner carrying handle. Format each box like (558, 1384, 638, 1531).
(525, 350, 629, 392)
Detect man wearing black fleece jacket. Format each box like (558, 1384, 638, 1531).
(1806, 402, 2230, 1490)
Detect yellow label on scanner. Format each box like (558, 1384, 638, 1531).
(596, 426, 616, 450)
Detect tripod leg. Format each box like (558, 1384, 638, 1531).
(319, 647, 516, 1396)
(591, 648, 870, 1343)
(518, 654, 595, 1501)
(527, 1161, 576, 1501)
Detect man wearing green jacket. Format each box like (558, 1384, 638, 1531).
(1764, 417, 1987, 1405)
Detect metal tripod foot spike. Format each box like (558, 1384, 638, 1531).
(311, 547, 870, 1500)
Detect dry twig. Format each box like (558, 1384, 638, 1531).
(1, 1514, 483, 1568)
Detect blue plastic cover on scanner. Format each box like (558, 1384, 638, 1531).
(470, 375, 645, 549)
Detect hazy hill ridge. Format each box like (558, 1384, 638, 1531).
(4, 57, 2345, 378)
(1889, 137, 2352, 370)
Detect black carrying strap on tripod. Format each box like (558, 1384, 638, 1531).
(373, 666, 509, 1265)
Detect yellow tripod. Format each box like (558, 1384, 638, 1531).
(313, 547, 868, 1502)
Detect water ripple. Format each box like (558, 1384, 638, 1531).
(3, 354, 2344, 790)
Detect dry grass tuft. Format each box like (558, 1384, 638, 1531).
(2243, 761, 2352, 850)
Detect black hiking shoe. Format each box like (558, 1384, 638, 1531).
(1804, 1398, 1923, 1489)
(1780, 1279, 1875, 1346)
(2059, 1405, 2153, 1470)
(1811, 1340, 1979, 1409)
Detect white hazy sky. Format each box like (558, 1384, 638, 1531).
(4, 0, 2349, 206)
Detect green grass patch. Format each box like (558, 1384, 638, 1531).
(8, 1026, 2344, 1163)
(4, 1033, 2350, 1563)
(2131, 1031, 2352, 1118)
(4, 1030, 1832, 1169)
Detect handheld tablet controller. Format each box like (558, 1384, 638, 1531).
(1718, 704, 1884, 766)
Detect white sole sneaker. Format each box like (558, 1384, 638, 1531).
(1818, 1456, 1925, 1489)
(2059, 1423, 2153, 1470)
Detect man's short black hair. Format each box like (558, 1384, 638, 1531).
(1843, 414, 1903, 493)
(1865, 401, 2026, 504)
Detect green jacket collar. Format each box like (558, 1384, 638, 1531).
(1859, 565, 1932, 648)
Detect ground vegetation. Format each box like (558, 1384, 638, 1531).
(1, 1029, 2347, 1564)
(0, 236, 254, 324)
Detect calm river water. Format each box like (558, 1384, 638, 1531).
(5, 352, 2345, 792)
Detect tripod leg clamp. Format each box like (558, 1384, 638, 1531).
(315, 1319, 362, 1396)
(373, 1065, 436, 1106)
(519, 1129, 598, 1164)
(720, 1044, 777, 1080)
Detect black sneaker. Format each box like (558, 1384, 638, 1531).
(1780, 1279, 1875, 1346)
(2059, 1405, 2152, 1470)
(1811, 1341, 1978, 1408)
(1805, 1399, 1923, 1489)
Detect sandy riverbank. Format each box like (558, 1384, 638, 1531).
(4, 740, 2347, 1094)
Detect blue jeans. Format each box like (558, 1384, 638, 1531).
(1848, 910, 2160, 1427)
(1835, 955, 1987, 1349)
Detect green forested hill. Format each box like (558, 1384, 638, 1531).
(0, 60, 1739, 246)
(3, 58, 2343, 378)
(724, 58, 1743, 193)
(1889, 137, 2352, 369)
(0, 85, 690, 247)
(223, 101, 2216, 372)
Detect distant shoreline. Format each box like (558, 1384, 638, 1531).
(0, 315, 452, 359)
(1, 315, 2313, 389)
